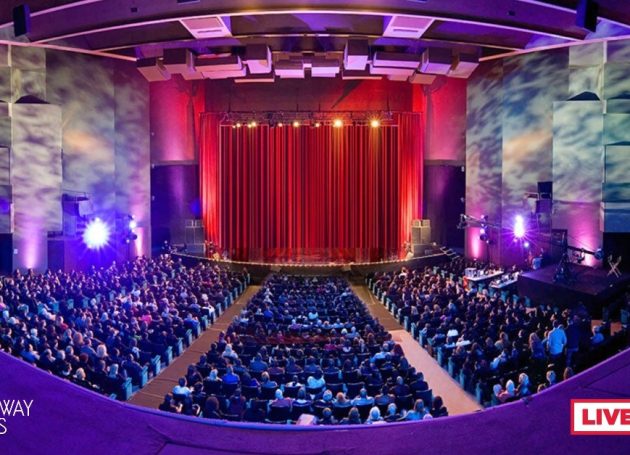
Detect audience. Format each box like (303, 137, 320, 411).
(167, 275, 444, 424)
(369, 258, 625, 406)
(0, 255, 246, 399)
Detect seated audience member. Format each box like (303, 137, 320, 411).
(431, 396, 448, 418)
(374, 385, 395, 408)
(203, 396, 222, 420)
(159, 394, 181, 414)
(340, 407, 362, 425)
(203, 369, 223, 395)
(497, 380, 515, 403)
(318, 407, 337, 425)
(546, 370, 557, 388)
(563, 367, 574, 381)
(173, 377, 191, 399)
(384, 403, 402, 422)
(243, 399, 266, 423)
(352, 388, 374, 406)
(591, 326, 604, 346)
(365, 406, 385, 425)
(222, 365, 240, 385)
(271, 389, 293, 409)
(405, 399, 429, 421)
(389, 376, 410, 397)
(227, 390, 247, 417)
(517, 373, 531, 397)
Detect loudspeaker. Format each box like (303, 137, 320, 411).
(0, 233, 12, 275)
(185, 225, 204, 244)
(13, 5, 31, 37)
(537, 181, 553, 199)
(576, 0, 598, 32)
(536, 199, 552, 214)
(411, 225, 432, 244)
(421, 219, 431, 227)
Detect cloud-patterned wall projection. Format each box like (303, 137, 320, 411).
(467, 38, 630, 266)
(0, 44, 150, 271)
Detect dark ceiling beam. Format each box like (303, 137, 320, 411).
(93, 32, 520, 54)
(517, 0, 630, 29)
(2, 3, 589, 46)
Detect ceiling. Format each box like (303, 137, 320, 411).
(1, 1, 630, 82)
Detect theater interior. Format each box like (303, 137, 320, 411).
(1, 1, 630, 454)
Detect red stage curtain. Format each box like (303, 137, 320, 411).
(200, 113, 422, 262)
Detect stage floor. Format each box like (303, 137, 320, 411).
(518, 264, 630, 314)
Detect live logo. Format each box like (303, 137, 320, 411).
(571, 399, 630, 435)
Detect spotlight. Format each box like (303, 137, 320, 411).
(314, 122, 321, 128)
(236, 122, 242, 128)
(128, 217, 137, 230)
(277, 122, 283, 128)
(292, 120, 300, 128)
(513, 215, 525, 239)
(333, 119, 343, 128)
(83, 218, 110, 250)
(524, 241, 530, 249)
(370, 119, 380, 128)
(251, 121, 257, 127)
(247, 122, 253, 128)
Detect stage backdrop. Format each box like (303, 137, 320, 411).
(200, 113, 422, 262)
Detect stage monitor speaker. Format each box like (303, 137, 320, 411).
(411, 225, 432, 244)
(576, 0, 598, 32)
(412, 243, 434, 256)
(185, 226, 205, 245)
(13, 5, 31, 37)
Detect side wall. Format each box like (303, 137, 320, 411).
(0, 45, 150, 272)
(466, 40, 630, 266)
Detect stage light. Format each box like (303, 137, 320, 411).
(370, 119, 380, 128)
(236, 122, 242, 128)
(128, 217, 137, 230)
(524, 241, 530, 249)
(595, 248, 604, 261)
(514, 215, 525, 239)
(293, 120, 300, 127)
(251, 121, 257, 127)
(333, 119, 343, 128)
(247, 122, 253, 128)
(315, 122, 321, 128)
(479, 228, 486, 235)
(83, 218, 110, 250)
(278, 122, 283, 128)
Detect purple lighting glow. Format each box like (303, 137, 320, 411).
(513, 215, 526, 239)
(83, 218, 110, 249)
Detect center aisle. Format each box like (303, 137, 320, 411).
(352, 284, 483, 416)
(128, 285, 260, 409)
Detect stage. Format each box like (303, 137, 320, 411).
(517, 264, 630, 315)
(172, 252, 448, 282)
